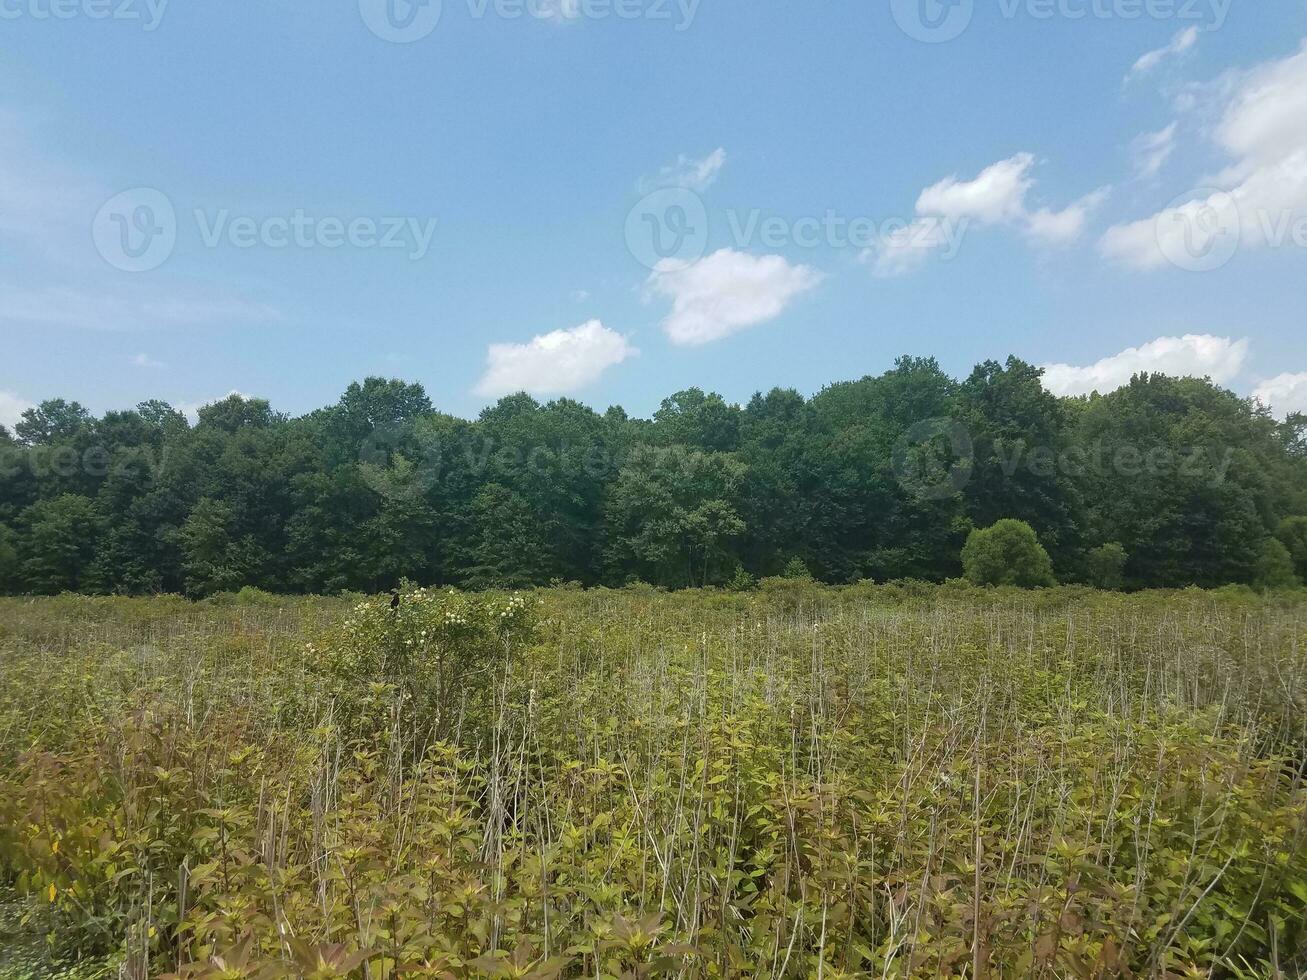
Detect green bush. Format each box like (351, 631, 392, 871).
(725, 566, 756, 592)
(1278, 516, 1307, 581)
(781, 557, 812, 580)
(1086, 542, 1128, 590)
(1254, 537, 1300, 591)
(961, 519, 1056, 588)
(312, 586, 538, 738)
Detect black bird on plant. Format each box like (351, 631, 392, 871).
(389, 589, 400, 613)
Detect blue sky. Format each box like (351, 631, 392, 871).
(2, 0, 1306, 426)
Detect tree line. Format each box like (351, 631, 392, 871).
(2, 356, 1306, 596)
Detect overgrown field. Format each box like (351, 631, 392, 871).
(1, 583, 1305, 978)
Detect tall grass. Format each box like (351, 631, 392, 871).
(1, 582, 1304, 978)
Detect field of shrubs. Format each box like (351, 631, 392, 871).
(1, 582, 1305, 978)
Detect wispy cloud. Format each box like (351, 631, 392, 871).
(1131, 122, 1179, 179)
(640, 148, 727, 193)
(1127, 26, 1200, 81)
(0, 285, 282, 331)
(0, 107, 283, 332)
(1102, 41, 1307, 270)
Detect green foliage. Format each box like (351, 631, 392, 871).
(724, 565, 756, 591)
(603, 446, 746, 588)
(2, 366, 1307, 596)
(314, 586, 538, 737)
(17, 495, 102, 594)
(177, 498, 268, 598)
(1254, 537, 1300, 591)
(1086, 541, 1128, 590)
(781, 556, 812, 579)
(0, 588, 1305, 978)
(1278, 515, 1307, 581)
(962, 518, 1057, 587)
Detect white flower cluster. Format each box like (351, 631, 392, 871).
(500, 595, 530, 619)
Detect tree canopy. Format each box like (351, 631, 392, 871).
(1, 357, 1303, 595)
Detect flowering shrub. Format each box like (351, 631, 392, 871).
(313, 587, 537, 738)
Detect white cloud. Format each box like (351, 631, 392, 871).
(0, 391, 34, 432)
(1128, 26, 1200, 79)
(916, 153, 1037, 225)
(1253, 372, 1307, 419)
(1025, 188, 1111, 246)
(1041, 334, 1249, 396)
(131, 353, 166, 369)
(474, 320, 637, 397)
(869, 153, 1105, 275)
(641, 148, 727, 193)
(1102, 41, 1307, 269)
(1132, 122, 1179, 179)
(646, 248, 823, 346)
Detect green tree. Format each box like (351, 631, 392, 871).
(1276, 516, 1307, 581)
(1253, 538, 1299, 591)
(18, 494, 103, 593)
(1085, 542, 1128, 590)
(961, 519, 1056, 588)
(604, 446, 746, 588)
(652, 388, 741, 451)
(14, 399, 92, 446)
(958, 357, 1083, 574)
(0, 523, 18, 591)
(1070, 375, 1273, 587)
(196, 394, 282, 434)
(459, 484, 555, 588)
(177, 497, 269, 597)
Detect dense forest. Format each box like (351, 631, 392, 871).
(2, 356, 1305, 596)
